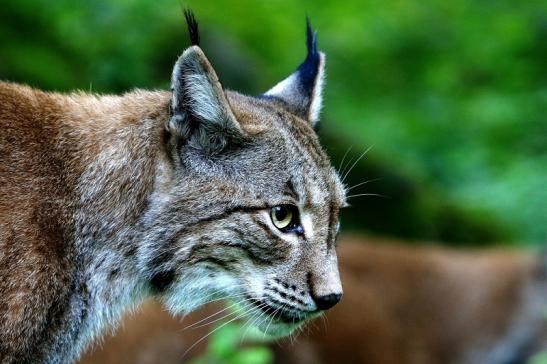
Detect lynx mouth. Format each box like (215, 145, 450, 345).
(245, 295, 312, 324)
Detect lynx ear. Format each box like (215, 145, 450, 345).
(168, 11, 241, 154)
(263, 18, 325, 127)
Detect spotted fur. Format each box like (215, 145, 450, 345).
(0, 13, 345, 364)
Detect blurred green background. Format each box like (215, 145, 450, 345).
(1, 0, 546, 246)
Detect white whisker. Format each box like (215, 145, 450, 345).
(320, 313, 328, 332)
(346, 192, 387, 199)
(338, 145, 353, 176)
(182, 309, 248, 359)
(347, 178, 381, 192)
(185, 297, 248, 330)
(341, 145, 374, 183)
(240, 302, 270, 343)
(262, 305, 283, 341)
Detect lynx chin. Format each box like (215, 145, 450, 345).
(0, 10, 347, 364)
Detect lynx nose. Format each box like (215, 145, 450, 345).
(313, 293, 342, 311)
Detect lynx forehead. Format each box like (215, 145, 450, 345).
(0, 10, 345, 364)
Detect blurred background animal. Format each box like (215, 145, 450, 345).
(80, 235, 547, 364)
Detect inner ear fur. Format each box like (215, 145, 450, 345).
(169, 46, 242, 154)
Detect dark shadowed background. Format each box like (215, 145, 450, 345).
(1, 0, 545, 246)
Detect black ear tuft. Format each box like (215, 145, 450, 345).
(262, 17, 326, 126)
(297, 17, 321, 93)
(306, 16, 318, 58)
(184, 9, 200, 46)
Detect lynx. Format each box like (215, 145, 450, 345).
(0, 11, 345, 363)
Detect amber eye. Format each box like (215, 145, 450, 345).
(270, 205, 303, 234)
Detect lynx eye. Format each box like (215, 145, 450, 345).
(270, 205, 303, 234)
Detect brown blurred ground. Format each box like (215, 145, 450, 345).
(80, 235, 547, 364)
(79, 301, 220, 364)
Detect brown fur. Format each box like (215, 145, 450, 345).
(0, 82, 169, 361)
(0, 83, 79, 358)
(79, 235, 547, 364)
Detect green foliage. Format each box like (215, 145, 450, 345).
(189, 323, 273, 364)
(531, 352, 547, 364)
(1, 0, 545, 245)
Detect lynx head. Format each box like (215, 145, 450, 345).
(141, 11, 346, 336)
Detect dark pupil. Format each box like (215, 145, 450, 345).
(275, 206, 289, 222)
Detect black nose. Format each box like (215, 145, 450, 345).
(313, 293, 342, 311)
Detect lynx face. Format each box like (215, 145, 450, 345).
(140, 16, 345, 336)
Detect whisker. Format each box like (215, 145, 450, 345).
(320, 313, 328, 332)
(181, 309, 248, 358)
(289, 314, 303, 344)
(341, 145, 374, 183)
(262, 304, 283, 341)
(346, 178, 382, 192)
(295, 319, 307, 341)
(338, 145, 353, 176)
(346, 192, 387, 199)
(180, 290, 249, 330)
(185, 298, 247, 330)
(182, 306, 230, 331)
(240, 302, 270, 343)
